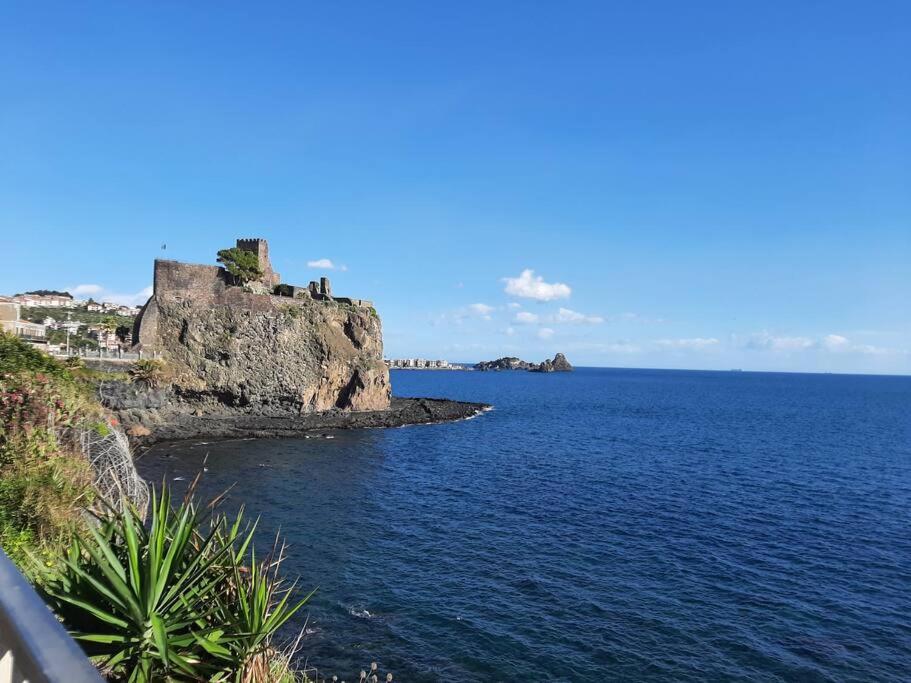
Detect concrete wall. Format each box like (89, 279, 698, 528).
(0, 303, 19, 322)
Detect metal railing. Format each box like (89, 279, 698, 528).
(0, 549, 103, 683)
(52, 349, 145, 361)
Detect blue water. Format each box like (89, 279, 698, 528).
(137, 368, 911, 681)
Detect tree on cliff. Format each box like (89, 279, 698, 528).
(217, 247, 263, 285)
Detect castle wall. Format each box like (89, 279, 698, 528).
(154, 260, 227, 302)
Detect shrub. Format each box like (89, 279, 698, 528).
(0, 331, 71, 377)
(0, 345, 102, 567)
(35, 485, 313, 682)
(64, 356, 86, 370)
(217, 248, 263, 285)
(129, 359, 166, 389)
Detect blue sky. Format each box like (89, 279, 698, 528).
(1, 2, 909, 373)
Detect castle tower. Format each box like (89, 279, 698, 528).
(236, 238, 280, 288)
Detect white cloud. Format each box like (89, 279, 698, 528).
(507, 302, 522, 309)
(744, 332, 815, 352)
(468, 303, 494, 320)
(515, 311, 539, 324)
(656, 337, 720, 350)
(852, 344, 893, 356)
(69, 284, 152, 307)
(442, 303, 497, 324)
(307, 258, 347, 271)
(555, 307, 604, 324)
(741, 331, 903, 356)
(823, 335, 897, 356)
(822, 334, 850, 351)
(504, 327, 516, 336)
(71, 284, 104, 296)
(537, 327, 555, 340)
(602, 341, 642, 354)
(503, 269, 571, 301)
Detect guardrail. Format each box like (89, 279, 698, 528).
(0, 549, 103, 683)
(52, 350, 144, 360)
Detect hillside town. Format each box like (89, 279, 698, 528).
(0, 290, 142, 355)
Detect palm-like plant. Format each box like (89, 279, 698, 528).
(128, 359, 165, 389)
(34, 485, 312, 682)
(208, 537, 316, 682)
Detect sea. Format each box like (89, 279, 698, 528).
(136, 368, 911, 682)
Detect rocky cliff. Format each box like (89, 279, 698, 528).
(134, 255, 390, 414)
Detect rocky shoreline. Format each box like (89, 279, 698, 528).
(103, 383, 488, 450)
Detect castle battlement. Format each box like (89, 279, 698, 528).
(234, 238, 280, 289)
(147, 239, 370, 309)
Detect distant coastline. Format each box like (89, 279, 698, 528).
(386, 358, 468, 370)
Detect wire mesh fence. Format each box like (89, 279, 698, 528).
(70, 426, 149, 517)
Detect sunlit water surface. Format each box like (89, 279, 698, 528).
(137, 368, 911, 681)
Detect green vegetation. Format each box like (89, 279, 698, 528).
(21, 305, 134, 328)
(35, 487, 311, 682)
(64, 356, 87, 370)
(129, 359, 167, 389)
(20, 305, 136, 351)
(217, 248, 263, 285)
(0, 333, 99, 568)
(0, 331, 73, 377)
(280, 304, 303, 320)
(15, 289, 73, 298)
(1, 333, 318, 681)
(46, 328, 99, 351)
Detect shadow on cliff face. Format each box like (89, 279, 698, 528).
(336, 368, 367, 409)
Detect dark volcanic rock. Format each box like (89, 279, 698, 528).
(474, 356, 536, 371)
(102, 383, 488, 450)
(530, 353, 574, 373)
(476, 353, 573, 373)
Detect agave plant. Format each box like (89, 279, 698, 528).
(34, 484, 312, 682)
(202, 537, 314, 683)
(63, 356, 86, 370)
(128, 359, 165, 390)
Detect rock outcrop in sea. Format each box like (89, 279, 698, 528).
(112, 238, 487, 446)
(530, 353, 573, 373)
(475, 353, 573, 373)
(133, 238, 390, 414)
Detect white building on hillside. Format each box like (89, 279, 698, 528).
(14, 293, 76, 308)
(0, 303, 47, 343)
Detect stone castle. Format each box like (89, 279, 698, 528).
(137, 238, 372, 324)
(234, 238, 281, 289)
(132, 238, 390, 413)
